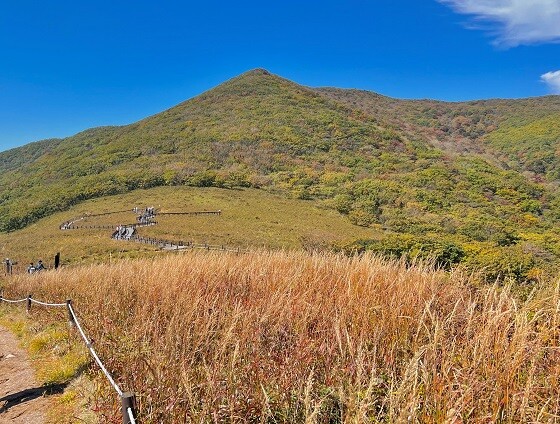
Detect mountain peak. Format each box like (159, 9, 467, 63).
(242, 68, 272, 77)
(191, 67, 305, 102)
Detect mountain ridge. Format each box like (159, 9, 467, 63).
(3, 68, 559, 157)
(2, 69, 560, 280)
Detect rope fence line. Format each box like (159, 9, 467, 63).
(129, 235, 244, 254)
(60, 209, 135, 230)
(128, 407, 137, 424)
(158, 210, 222, 216)
(0, 293, 138, 423)
(62, 224, 116, 230)
(29, 298, 67, 307)
(60, 208, 219, 230)
(59, 217, 85, 230)
(84, 209, 131, 217)
(63, 222, 158, 231)
(0, 296, 27, 304)
(67, 301, 124, 397)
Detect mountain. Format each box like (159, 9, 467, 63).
(2, 68, 560, 280)
(316, 88, 560, 177)
(0, 68, 410, 230)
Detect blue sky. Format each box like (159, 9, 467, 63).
(1, 0, 559, 151)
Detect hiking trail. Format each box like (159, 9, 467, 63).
(0, 326, 57, 423)
(61, 207, 241, 253)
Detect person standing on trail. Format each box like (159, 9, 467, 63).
(27, 263, 35, 274)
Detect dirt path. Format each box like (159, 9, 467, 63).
(0, 326, 51, 424)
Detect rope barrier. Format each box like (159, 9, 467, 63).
(85, 209, 130, 217)
(29, 298, 67, 307)
(129, 235, 243, 253)
(0, 297, 28, 303)
(67, 302, 124, 397)
(158, 210, 221, 215)
(128, 407, 137, 424)
(0, 294, 136, 422)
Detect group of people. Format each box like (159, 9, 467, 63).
(26, 253, 60, 274)
(27, 260, 46, 274)
(136, 206, 156, 225)
(114, 225, 135, 240)
(4, 254, 61, 275)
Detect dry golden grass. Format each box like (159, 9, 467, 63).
(0, 186, 373, 267)
(2, 250, 560, 423)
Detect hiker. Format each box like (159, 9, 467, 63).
(27, 263, 36, 274)
(54, 252, 60, 270)
(35, 260, 46, 272)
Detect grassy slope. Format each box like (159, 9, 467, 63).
(4, 69, 556, 234)
(2, 250, 559, 422)
(0, 186, 373, 267)
(2, 70, 560, 279)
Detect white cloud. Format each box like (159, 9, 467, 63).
(541, 70, 560, 93)
(440, 0, 560, 46)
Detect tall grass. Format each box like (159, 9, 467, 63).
(3, 250, 560, 422)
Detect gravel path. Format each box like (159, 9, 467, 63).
(0, 326, 48, 424)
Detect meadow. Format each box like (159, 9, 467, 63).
(1, 249, 559, 423)
(0, 186, 373, 268)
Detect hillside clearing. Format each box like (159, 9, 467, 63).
(0, 186, 373, 267)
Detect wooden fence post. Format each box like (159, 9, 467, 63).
(26, 295, 32, 313)
(66, 299, 75, 327)
(122, 392, 137, 424)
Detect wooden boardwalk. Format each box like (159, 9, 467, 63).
(60, 208, 242, 253)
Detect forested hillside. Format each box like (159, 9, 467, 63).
(317, 88, 560, 177)
(2, 69, 560, 280)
